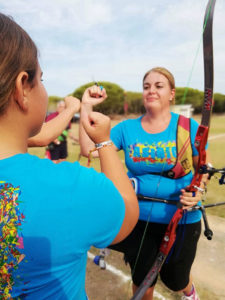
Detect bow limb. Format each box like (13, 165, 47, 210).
(188, 0, 216, 193)
(130, 1, 216, 299)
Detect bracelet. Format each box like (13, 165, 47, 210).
(95, 140, 113, 150)
(87, 140, 113, 167)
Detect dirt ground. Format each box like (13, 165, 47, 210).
(85, 214, 225, 300)
(192, 214, 225, 299)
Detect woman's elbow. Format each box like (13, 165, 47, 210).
(111, 195, 139, 245)
(128, 196, 139, 228)
(28, 136, 51, 147)
(80, 148, 89, 157)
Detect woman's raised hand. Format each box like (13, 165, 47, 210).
(82, 111, 111, 144)
(64, 96, 81, 113)
(82, 85, 107, 107)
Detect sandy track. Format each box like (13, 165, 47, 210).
(192, 214, 225, 299)
(86, 214, 225, 299)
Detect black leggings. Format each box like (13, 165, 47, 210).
(109, 220, 201, 291)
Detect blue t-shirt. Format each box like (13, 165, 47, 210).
(111, 112, 203, 224)
(0, 153, 125, 299)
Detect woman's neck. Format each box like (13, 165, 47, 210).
(0, 125, 28, 159)
(0, 141, 27, 159)
(0, 101, 31, 159)
(141, 110, 171, 134)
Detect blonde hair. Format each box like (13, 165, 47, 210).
(143, 67, 176, 104)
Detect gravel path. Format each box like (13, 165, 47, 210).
(192, 214, 225, 299)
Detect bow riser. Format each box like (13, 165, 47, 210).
(188, 125, 208, 192)
(159, 208, 183, 255)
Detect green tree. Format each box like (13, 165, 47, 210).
(213, 93, 225, 113)
(176, 87, 204, 113)
(125, 91, 144, 114)
(175, 88, 225, 113)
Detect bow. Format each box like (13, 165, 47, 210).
(188, 0, 216, 193)
(130, 1, 216, 299)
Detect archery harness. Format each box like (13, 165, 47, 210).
(148, 114, 194, 180)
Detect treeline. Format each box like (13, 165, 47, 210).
(48, 81, 225, 114)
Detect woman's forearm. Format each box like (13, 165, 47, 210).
(98, 145, 139, 244)
(79, 103, 98, 157)
(28, 107, 75, 147)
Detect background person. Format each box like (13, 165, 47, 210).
(79, 67, 209, 300)
(45, 99, 78, 163)
(0, 13, 139, 300)
(27, 96, 80, 148)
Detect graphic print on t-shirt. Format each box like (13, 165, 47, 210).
(128, 140, 177, 165)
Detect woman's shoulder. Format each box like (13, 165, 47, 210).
(170, 111, 180, 120)
(170, 113, 199, 135)
(169, 112, 180, 126)
(25, 153, 80, 175)
(189, 116, 199, 125)
(27, 153, 107, 188)
(170, 112, 199, 127)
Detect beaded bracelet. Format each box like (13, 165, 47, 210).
(88, 140, 113, 166)
(95, 140, 113, 149)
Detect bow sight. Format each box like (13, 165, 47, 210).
(199, 164, 225, 184)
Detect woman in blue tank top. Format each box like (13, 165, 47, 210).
(80, 67, 209, 300)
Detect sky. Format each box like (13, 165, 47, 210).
(1, 0, 224, 97)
